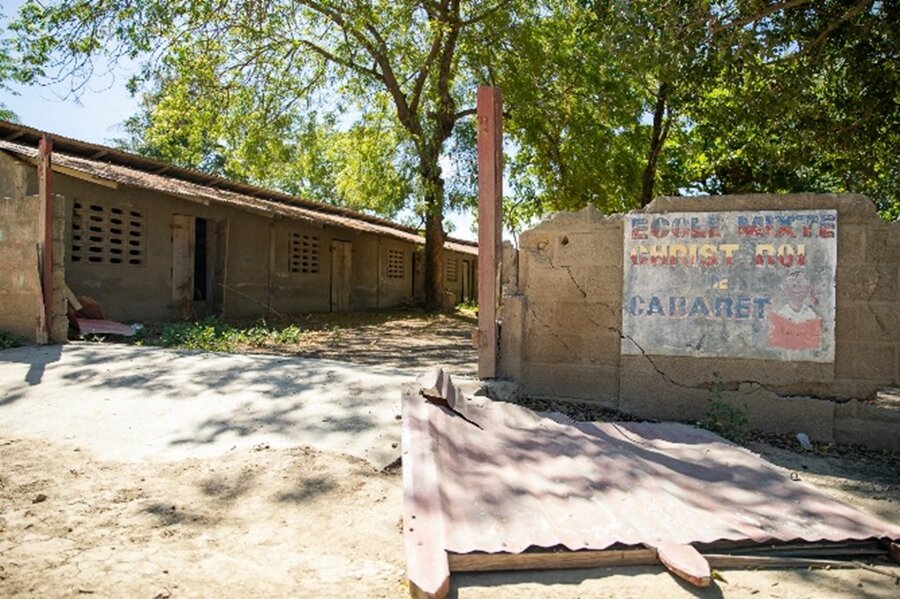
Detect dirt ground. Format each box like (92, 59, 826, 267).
(2, 310, 899, 598)
(143, 309, 480, 377)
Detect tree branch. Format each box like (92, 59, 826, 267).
(453, 108, 476, 120)
(295, 39, 382, 80)
(711, 0, 810, 33)
(461, 0, 514, 26)
(805, 0, 872, 52)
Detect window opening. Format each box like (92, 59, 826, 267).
(71, 201, 144, 266)
(446, 257, 459, 282)
(387, 249, 405, 278)
(290, 233, 320, 274)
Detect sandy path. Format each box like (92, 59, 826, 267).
(0, 437, 406, 598)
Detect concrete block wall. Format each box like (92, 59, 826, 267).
(498, 194, 900, 451)
(0, 154, 67, 343)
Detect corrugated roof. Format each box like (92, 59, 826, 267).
(403, 369, 900, 596)
(0, 120, 477, 255)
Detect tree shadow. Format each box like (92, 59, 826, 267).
(276, 475, 336, 503)
(199, 469, 257, 503)
(449, 566, 726, 598)
(142, 502, 214, 527)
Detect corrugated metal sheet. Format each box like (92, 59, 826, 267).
(0, 134, 477, 255)
(403, 370, 899, 594)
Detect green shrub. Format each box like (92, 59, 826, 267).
(156, 318, 305, 352)
(700, 372, 748, 442)
(0, 330, 23, 350)
(158, 317, 238, 352)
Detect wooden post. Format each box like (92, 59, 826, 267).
(476, 86, 502, 379)
(38, 135, 53, 343)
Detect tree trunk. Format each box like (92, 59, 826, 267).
(423, 204, 446, 311)
(418, 150, 447, 312)
(640, 80, 670, 207)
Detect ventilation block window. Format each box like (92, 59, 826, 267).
(290, 233, 320, 274)
(446, 257, 459, 282)
(387, 249, 405, 279)
(71, 201, 144, 266)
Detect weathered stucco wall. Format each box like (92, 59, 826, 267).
(0, 155, 66, 343)
(499, 194, 900, 450)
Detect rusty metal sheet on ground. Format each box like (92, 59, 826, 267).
(403, 370, 899, 596)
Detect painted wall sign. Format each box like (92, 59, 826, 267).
(621, 210, 837, 362)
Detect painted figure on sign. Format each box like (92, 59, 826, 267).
(767, 271, 823, 350)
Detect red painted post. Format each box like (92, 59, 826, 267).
(38, 135, 53, 342)
(476, 87, 502, 379)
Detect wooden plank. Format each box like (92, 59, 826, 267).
(448, 548, 658, 573)
(171, 214, 195, 318)
(330, 240, 352, 312)
(654, 542, 711, 588)
(64, 284, 83, 312)
(52, 164, 118, 189)
(704, 554, 861, 570)
(476, 86, 502, 379)
(402, 387, 450, 598)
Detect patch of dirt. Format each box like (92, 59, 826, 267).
(0, 437, 405, 598)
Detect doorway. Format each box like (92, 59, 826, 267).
(461, 259, 475, 303)
(172, 214, 218, 318)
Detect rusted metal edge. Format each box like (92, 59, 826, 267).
(402, 382, 450, 599)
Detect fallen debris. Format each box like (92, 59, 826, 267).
(402, 369, 900, 598)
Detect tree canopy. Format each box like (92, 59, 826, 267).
(9, 0, 521, 309)
(5, 0, 897, 298)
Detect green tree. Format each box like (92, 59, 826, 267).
(11, 0, 519, 310)
(0, 11, 19, 122)
(683, 0, 900, 220)
(492, 0, 898, 225)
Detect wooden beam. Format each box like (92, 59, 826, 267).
(51, 164, 119, 189)
(38, 135, 53, 343)
(448, 548, 658, 572)
(475, 86, 503, 379)
(652, 542, 710, 588)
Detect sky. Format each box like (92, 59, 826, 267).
(0, 0, 479, 241)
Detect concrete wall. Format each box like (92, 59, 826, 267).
(498, 194, 900, 450)
(0, 156, 66, 343)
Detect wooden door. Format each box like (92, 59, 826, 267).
(171, 214, 195, 319)
(330, 240, 352, 312)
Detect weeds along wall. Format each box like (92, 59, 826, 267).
(498, 194, 900, 450)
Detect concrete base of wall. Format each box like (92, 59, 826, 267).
(494, 378, 900, 453)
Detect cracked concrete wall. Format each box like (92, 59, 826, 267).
(498, 194, 900, 450)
